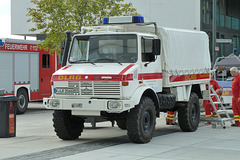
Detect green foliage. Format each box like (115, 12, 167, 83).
(27, 0, 138, 54)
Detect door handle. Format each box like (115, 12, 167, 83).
(41, 78, 43, 82)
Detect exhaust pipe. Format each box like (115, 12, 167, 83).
(62, 31, 72, 67)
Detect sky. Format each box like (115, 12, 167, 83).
(0, 0, 25, 39)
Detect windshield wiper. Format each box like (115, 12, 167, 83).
(116, 61, 123, 65)
(70, 60, 95, 65)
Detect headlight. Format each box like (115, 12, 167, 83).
(49, 100, 60, 108)
(107, 101, 123, 110)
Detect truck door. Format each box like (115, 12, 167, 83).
(140, 37, 162, 92)
(39, 51, 54, 98)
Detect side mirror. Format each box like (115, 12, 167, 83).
(153, 39, 161, 55)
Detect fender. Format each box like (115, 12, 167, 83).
(130, 85, 159, 108)
(14, 85, 30, 100)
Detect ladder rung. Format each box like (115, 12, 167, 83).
(210, 94, 216, 96)
(224, 106, 232, 109)
(213, 102, 221, 104)
(217, 110, 227, 113)
(221, 118, 233, 121)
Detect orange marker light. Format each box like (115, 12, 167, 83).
(122, 82, 129, 86)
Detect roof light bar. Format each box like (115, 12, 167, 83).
(103, 16, 144, 24)
(0, 39, 5, 47)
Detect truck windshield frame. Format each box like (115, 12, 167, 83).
(68, 34, 138, 64)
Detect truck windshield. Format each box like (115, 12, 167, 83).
(69, 34, 137, 63)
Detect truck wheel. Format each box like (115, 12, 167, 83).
(116, 118, 127, 130)
(17, 89, 28, 114)
(127, 97, 156, 143)
(53, 110, 84, 140)
(178, 93, 200, 132)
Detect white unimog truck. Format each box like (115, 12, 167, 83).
(43, 16, 211, 143)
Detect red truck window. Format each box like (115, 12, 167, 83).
(42, 54, 50, 68)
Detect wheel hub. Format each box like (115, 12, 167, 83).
(18, 95, 25, 109)
(191, 103, 197, 123)
(143, 110, 152, 132)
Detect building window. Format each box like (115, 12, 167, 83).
(202, 0, 206, 23)
(42, 54, 50, 68)
(202, 0, 211, 24)
(226, 16, 232, 28)
(219, 14, 225, 27)
(216, 1, 220, 26)
(226, 0, 240, 19)
(232, 17, 239, 30)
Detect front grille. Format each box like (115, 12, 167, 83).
(68, 82, 79, 94)
(94, 81, 121, 95)
(81, 81, 93, 95)
(56, 81, 121, 96)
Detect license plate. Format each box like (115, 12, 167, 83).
(55, 88, 74, 94)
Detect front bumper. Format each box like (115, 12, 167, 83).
(43, 97, 135, 116)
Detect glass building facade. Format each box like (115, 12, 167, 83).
(201, 0, 240, 60)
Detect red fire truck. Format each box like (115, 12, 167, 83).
(0, 38, 61, 114)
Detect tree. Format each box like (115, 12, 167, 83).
(27, 0, 138, 54)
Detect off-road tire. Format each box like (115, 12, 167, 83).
(127, 97, 156, 143)
(178, 92, 200, 132)
(116, 118, 127, 130)
(16, 88, 28, 114)
(53, 110, 84, 140)
(158, 94, 176, 112)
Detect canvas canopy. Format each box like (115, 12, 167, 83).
(158, 27, 211, 74)
(216, 53, 240, 69)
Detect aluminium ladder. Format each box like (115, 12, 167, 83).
(202, 85, 233, 129)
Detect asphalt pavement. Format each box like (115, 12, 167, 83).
(0, 102, 240, 160)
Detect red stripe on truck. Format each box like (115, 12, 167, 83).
(138, 73, 162, 80)
(118, 64, 135, 75)
(169, 73, 210, 82)
(51, 72, 163, 81)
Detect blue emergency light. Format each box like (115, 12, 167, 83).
(103, 17, 109, 24)
(0, 39, 5, 47)
(103, 16, 144, 24)
(133, 16, 144, 23)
